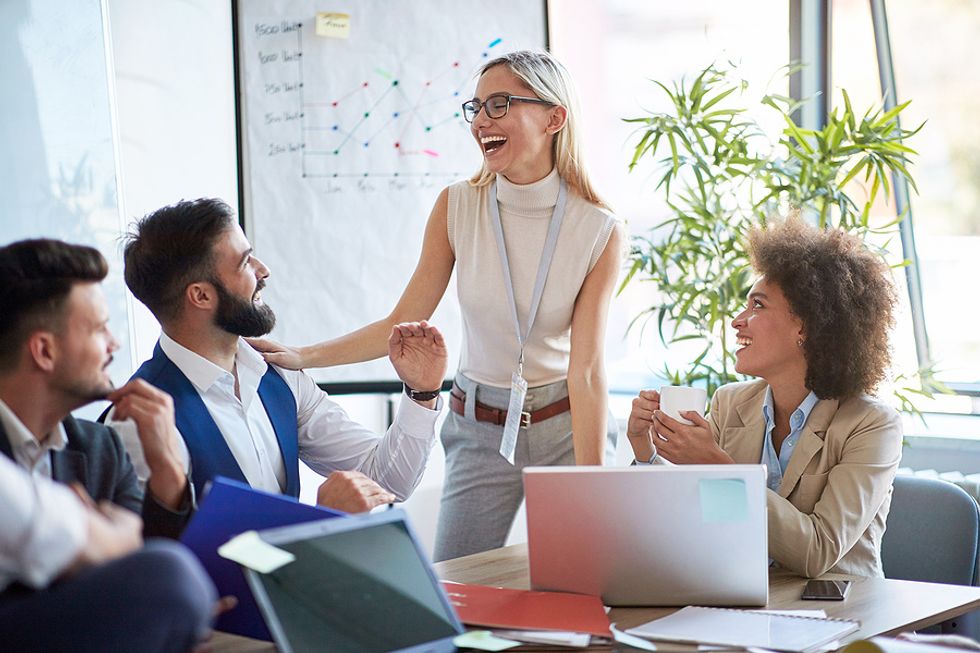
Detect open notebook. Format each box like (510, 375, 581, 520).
(627, 606, 860, 653)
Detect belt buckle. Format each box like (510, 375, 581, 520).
(520, 411, 532, 428)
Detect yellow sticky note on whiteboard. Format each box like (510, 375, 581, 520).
(316, 12, 350, 38)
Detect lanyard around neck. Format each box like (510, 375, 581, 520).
(489, 177, 568, 373)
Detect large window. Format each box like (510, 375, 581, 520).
(833, 0, 980, 414)
(549, 1, 790, 392)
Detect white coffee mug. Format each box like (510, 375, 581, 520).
(659, 385, 708, 425)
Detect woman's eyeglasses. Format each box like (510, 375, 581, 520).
(461, 93, 553, 123)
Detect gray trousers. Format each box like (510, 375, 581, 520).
(433, 373, 617, 562)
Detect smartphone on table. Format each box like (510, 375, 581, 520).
(801, 579, 851, 600)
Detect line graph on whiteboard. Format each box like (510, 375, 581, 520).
(243, 20, 507, 182)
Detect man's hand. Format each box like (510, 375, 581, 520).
(189, 596, 239, 653)
(107, 379, 188, 510)
(388, 321, 447, 406)
(67, 484, 142, 572)
(316, 471, 396, 513)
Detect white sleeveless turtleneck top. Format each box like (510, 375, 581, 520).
(447, 169, 617, 388)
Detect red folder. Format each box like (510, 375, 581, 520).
(441, 581, 612, 638)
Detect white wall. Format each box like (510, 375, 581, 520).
(107, 0, 239, 365)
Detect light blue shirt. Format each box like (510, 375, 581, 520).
(760, 387, 820, 492)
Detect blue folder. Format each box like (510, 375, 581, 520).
(179, 476, 344, 640)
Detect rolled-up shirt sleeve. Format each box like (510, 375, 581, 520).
(0, 456, 87, 591)
(287, 367, 440, 501)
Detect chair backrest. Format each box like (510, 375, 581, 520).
(881, 475, 980, 586)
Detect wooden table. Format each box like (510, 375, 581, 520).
(435, 544, 980, 648)
(212, 543, 980, 652)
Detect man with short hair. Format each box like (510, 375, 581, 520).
(112, 198, 446, 512)
(0, 238, 215, 652)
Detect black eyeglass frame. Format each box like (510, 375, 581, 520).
(460, 93, 553, 123)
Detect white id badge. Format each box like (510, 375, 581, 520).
(499, 372, 528, 464)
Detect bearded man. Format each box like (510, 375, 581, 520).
(109, 198, 447, 514)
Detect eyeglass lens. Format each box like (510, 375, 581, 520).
(462, 95, 511, 122)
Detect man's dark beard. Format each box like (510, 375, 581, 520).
(212, 278, 276, 337)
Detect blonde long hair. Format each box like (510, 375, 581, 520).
(468, 50, 609, 210)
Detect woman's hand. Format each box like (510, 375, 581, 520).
(388, 320, 448, 399)
(246, 337, 307, 370)
(626, 390, 660, 462)
(651, 410, 733, 464)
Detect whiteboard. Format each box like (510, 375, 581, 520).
(236, 0, 547, 384)
(0, 0, 132, 418)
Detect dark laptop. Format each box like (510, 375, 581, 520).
(242, 509, 463, 653)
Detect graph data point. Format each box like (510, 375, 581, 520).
(425, 126, 432, 132)
(332, 149, 339, 155)
(331, 101, 338, 107)
(392, 80, 399, 86)
(393, 112, 399, 118)
(394, 142, 400, 148)
(363, 112, 370, 118)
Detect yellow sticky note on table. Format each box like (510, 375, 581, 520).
(316, 12, 350, 38)
(217, 530, 295, 573)
(453, 631, 520, 651)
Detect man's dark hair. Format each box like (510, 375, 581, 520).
(0, 239, 108, 371)
(123, 198, 236, 323)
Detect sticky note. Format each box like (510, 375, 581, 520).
(698, 478, 748, 523)
(316, 12, 350, 38)
(217, 530, 295, 573)
(452, 630, 521, 651)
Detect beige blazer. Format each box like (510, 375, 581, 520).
(710, 379, 902, 578)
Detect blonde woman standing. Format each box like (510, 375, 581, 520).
(253, 50, 625, 561)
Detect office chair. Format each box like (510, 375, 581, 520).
(881, 474, 980, 636)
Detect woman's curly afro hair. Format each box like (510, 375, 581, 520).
(747, 219, 897, 399)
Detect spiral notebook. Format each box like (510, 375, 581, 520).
(626, 606, 860, 653)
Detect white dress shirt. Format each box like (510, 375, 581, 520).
(111, 333, 440, 500)
(0, 399, 68, 480)
(0, 432, 87, 591)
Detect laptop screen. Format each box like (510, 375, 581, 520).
(246, 513, 461, 653)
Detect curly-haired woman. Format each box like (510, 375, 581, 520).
(627, 219, 901, 578)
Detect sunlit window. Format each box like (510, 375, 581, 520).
(549, 1, 789, 392)
(834, 0, 980, 414)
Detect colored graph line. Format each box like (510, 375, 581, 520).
(331, 81, 399, 153)
(286, 33, 504, 179)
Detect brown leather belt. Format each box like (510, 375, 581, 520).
(449, 384, 570, 428)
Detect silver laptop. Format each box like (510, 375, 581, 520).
(242, 509, 464, 653)
(524, 465, 768, 606)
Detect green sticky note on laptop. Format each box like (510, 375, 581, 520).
(699, 478, 748, 523)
